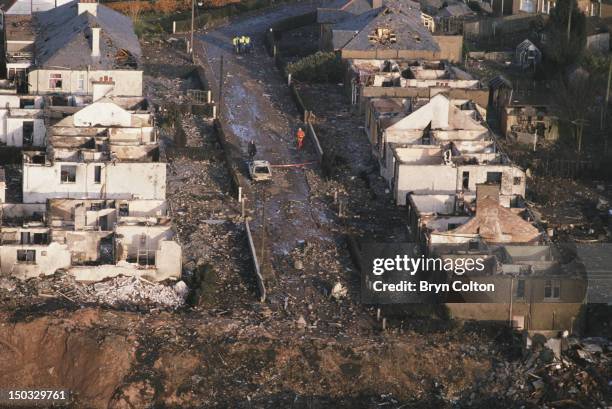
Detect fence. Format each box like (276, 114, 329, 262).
(245, 220, 267, 302)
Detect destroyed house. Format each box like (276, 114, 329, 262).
(3, 14, 34, 89)
(0, 94, 45, 147)
(363, 94, 526, 206)
(407, 184, 538, 252)
(26, 0, 142, 97)
(488, 76, 559, 143)
(442, 243, 586, 334)
(326, 0, 464, 62)
(350, 59, 488, 109)
(22, 98, 164, 204)
(0, 197, 181, 280)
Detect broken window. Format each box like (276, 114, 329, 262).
(544, 279, 560, 299)
(486, 172, 502, 185)
(119, 203, 129, 217)
(516, 279, 525, 299)
(60, 165, 77, 183)
(20, 232, 30, 244)
(513, 176, 522, 186)
(462, 171, 470, 190)
(49, 73, 63, 90)
(23, 121, 34, 146)
(32, 233, 47, 244)
(94, 166, 102, 184)
(17, 249, 36, 264)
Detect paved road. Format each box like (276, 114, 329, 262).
(196, 2, 335, 268)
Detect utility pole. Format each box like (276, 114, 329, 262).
(260, 189, 267, 277)
(190, 0, 195, 57)
(605, 58, 612, 154)
(218, 55, 224, 118)
(567, 0, 573, 41)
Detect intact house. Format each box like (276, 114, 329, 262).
(27, 0, 142, 97)
(348, 58, 488, 109)
(363, 93, 526, 206)
(321, 0, 464, 63)
(316, 0, 379, 50)
(0, 0, 143, 148)
(419, 0, 476, 34)
(0, 98, 182, 281)
(405, 184, 586, 334)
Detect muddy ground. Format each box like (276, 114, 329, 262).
(0, 2, 610, 409)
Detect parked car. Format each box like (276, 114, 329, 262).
(248, 160, 272, 182)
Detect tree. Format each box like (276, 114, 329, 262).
(126, 0, 145, 22)
(543, 0, 586, 70)
(555, 70, 599, 157)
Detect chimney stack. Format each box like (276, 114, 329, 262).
(371, 0, 383, 8)
(78, 0, 98, 16)
(475, 183, 500, 212)
(91, 26, 101, 57)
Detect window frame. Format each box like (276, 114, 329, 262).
(60, 165, 77, 184)
(48, 72, 63, 90)
(94, 165, 102, 184)
(544, 279, 561, 300)
(16, 249, 36, 264)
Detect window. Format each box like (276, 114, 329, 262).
(486, 172, 502, 185)
(77, 73, 85, 91)
(544, 279, 560, 299)
(468, 240, 479, 250)
(94, 166, 102, 184)
(513, 177, 522, 186)
(23, 121, 34, 146)
(119, 203, 129, 217)
(17, 249, 36, 264)
(60, 165, 76, 183)
(516, 279, 525, 299)
(49, 73, 63, 89)
(462, 171, 470, 190)
(520, 0, 535, 12)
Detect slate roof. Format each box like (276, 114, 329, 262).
(340, 1, 440, 52)
(34, 0, 141, 70)
(0, 0, 16, 10)
(317, 0, 375, 23)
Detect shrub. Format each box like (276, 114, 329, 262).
(285, 52, 344, 83)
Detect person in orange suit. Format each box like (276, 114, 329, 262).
(296, 127, 305, 150)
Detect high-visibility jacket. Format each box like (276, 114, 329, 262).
(240, 36, 247, 44)
(245, 36, 251, 44)
(297, 129, 305, 140)
(232, 37, 238, 45)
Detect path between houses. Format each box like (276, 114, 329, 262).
(196, 2, 335, 269)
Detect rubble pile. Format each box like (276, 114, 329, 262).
(461, 335, 611, 407)
(0, 273, 187, 309)
(90, 276, 187, 308)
